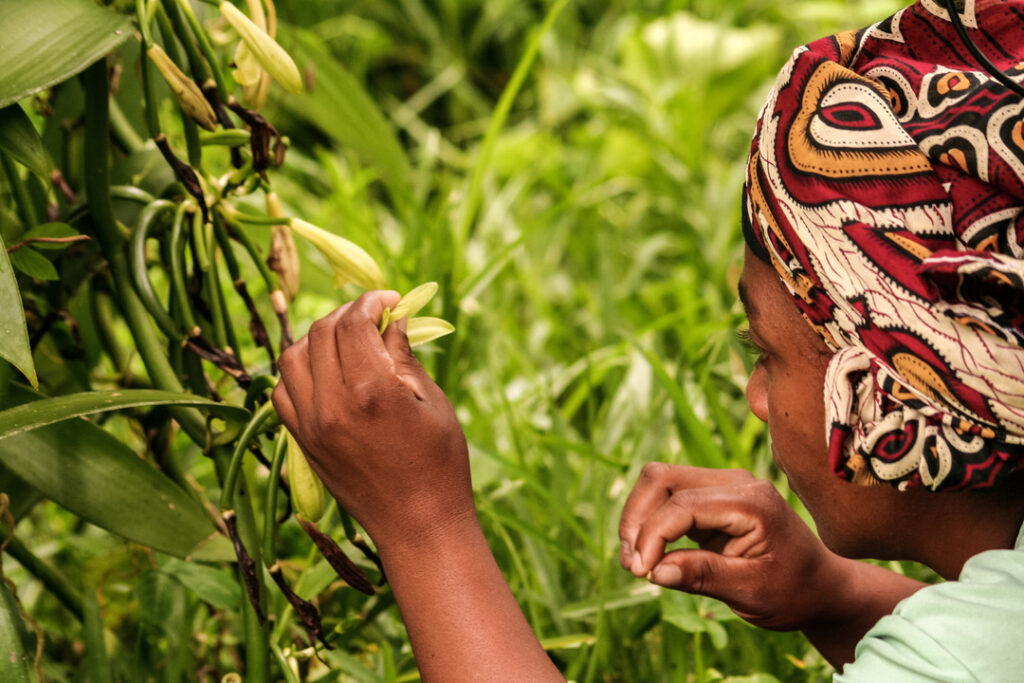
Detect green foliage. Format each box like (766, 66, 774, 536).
(0, 0, 921, 681)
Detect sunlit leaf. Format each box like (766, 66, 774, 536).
(0, 389, 249, 440)
(0, 0, 132, 108)
(0, 232, 35, 387)
(0, 583, 33, 683)
(157, 556, 240, 611)
(284, 28, 412, 202)
(0, 103, 51, 180)
(0, 387, 234, 561)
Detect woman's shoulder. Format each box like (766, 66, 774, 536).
(834, 537, 1024, 683)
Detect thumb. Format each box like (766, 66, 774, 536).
(648, 548, 751, 602)
(382, 317, 434, 399)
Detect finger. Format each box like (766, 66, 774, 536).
(278, 335, 313, 425)
(334, 291, 401, 386)
(271, 381, 298, 434)
(619, 465, 754, 569)
(308, 304, 351, 405)
(381, 316, 433, 400)
(648, 548, 754, 604)
(631, 486, 758, 577)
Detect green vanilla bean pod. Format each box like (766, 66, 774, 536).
(161, 0, 211, 86)
(261, 428, 288, 562)
(285, 432, 324, 522)
(130, 200, 183, 341)
(213, 214, 276, 369)
(152, 5, 205, 167)
(82, 61, 206, 445)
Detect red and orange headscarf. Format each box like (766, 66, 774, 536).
(743, 0, 1024, 490)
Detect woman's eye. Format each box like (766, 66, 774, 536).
(736, 327, 764, 360)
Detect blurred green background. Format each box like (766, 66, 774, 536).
(2, 0, 916, 680)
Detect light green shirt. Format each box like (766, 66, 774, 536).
(835, 524, 1024, 682)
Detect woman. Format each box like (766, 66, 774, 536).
(273, 0, 1024, 679)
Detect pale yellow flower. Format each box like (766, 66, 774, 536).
(288, 218, 385, 291)
(220, 1, 302, 94)
(406, 317, 455, 347)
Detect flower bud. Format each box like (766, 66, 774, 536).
(266, 192, 300, 300)
(286, 431, 325, 523)
(380, 281, 438, 333)
(288, 218, 385, 291)
(146, 44, 218, 131)
(220, 1, 303, 94)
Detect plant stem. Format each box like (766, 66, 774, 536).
(221, 400, 278, 511)
(175, 0, 229, 99)
(108, 98, 146, 154)
(82, 60, 206, 444)
(2, 534, 84, 621)
(154, 4, 203, 168)
(162, 0, 211, 85)
(261, 429, 287, 564)
(0, 152, 39, 228)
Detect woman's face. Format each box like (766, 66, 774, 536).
(739, 248, 905, 557)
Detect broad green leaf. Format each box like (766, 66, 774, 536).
(82, 591, 112, 683)
(157, 557, 240, 611)
(0, 389, 249, 440)
(0, 104, 51, 180)
(0, 583, 33, 683)
(0, 387, 233, 561)
(285, 28, 412, 202)
(0, 462, 42, 520)
(20, 222, 80, 250)
(0, 233, 35, 388)
(137, 571, 177, 627)
(8, 247, 58, 281)
(0, 0, 132, 109)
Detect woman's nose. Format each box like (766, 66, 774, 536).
(746, 364, 768, 423)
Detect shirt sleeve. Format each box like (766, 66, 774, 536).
(834, 546, 1024, 683)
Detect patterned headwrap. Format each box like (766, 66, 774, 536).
(743, 0, 1024, 491)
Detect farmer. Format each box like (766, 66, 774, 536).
(273, 0, 1024, 680)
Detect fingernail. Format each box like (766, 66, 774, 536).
(620, 540, 632, 566)
(630, 552, 645, 576)
(651, 564, 682, 586)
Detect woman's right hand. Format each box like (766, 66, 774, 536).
(618, 463, 848, 632)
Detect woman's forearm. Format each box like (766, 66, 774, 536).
(374, 511, 564, 683)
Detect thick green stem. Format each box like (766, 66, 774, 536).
(175, 0, 228, 99)
(161, 0, 211, 85)
(221, 400, 278, 511)
(3, 534, 84, 621)
(261, 429, 287, 564)
(82, 60, 205, 443)
(0, 152, 39, 228)
(218, 210, 277, 292)
(154, 4, 203, 168)
(108, 98, 146, 154)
